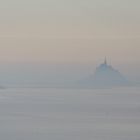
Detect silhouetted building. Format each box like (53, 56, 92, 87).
(83, 59, 129, 87)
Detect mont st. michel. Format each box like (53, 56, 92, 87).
(82, 59, 129, 88)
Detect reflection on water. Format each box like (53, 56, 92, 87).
(0, 87, 140, 140)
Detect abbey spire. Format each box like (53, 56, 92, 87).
(104, 57, 107, 65)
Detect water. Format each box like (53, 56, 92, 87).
(0, 87, 140, 140)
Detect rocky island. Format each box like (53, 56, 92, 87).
(82, 59, 129, 88)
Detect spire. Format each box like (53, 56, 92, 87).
(104, 57, 107, 65)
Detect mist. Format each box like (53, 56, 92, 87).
(0, 62, 139, 87)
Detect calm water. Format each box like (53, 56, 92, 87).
(0, 87, 140, 140)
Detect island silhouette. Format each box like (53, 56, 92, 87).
(80, 59, 130, 88)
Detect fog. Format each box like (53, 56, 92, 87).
(0, 0, 140, 86)
(0, 62, 139, 87)
(0, 87, 140, 140)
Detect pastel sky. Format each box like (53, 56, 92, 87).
(0, 0, 140, 85)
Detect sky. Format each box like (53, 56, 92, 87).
(0, 0, 140, 86)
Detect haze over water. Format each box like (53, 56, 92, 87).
(0, 87, 140, 140)
(0, 0, 140, 139)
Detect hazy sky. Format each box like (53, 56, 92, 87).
(0, 0, 140, 85)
